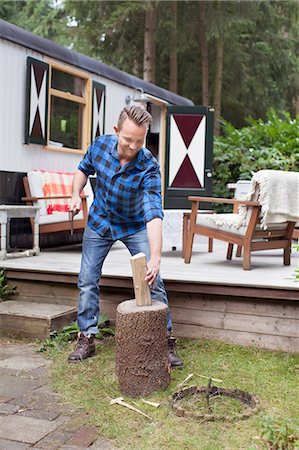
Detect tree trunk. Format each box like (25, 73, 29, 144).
(199, 1, 209, 106)
(116, 300, 170, 398)
(292, 94, 299, 116)
(213, 38, 224, 136)
(169, 1, 177, 93)
(143, 1, 156, 83)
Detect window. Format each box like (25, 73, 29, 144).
(50, 97, 83, 150)
(51, 69, 85, 97)
(48, 63, 90, 153)
(25, 57, 105, 153)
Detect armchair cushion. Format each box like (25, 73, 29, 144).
(197, 213, 288, 236)
(27, 170, 94, 223)
(41, 171, 73, 214)
(39, 210, 84, 225)
(27, 171, 48, 216)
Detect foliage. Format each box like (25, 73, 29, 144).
(0, 0, 68, 45)
(0, 269, 16, 301)
(64, 0, 146, 77)
(292, 245, 299, 283)
(221, 1, 299, 127)
(1, 1, 298, 128)
(0, 0, 25, 22)
(38, 313, 114, 353)
(252, 416, 299, 449)
(213, 110, 299, 199)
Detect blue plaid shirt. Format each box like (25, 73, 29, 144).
(78, 134, 163, 240)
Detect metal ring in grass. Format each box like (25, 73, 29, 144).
(172, 385, 260, 422)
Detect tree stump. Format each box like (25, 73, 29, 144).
(116, 300, 170, 398)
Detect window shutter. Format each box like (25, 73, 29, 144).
(91, 81, 105, 142)
(25, 57, 49, 145)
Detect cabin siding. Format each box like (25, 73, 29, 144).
(0, 39, 142, 174)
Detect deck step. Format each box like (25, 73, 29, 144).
(0, 301, 77, 340)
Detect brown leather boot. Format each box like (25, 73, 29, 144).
(168, 337, 183, 368)
(68, 332, 96, 363)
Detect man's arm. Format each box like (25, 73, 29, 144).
(69, 170, 88, 215)
(145, 217, 163, 287)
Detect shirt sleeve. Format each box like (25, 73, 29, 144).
(142, 165, 164, 223)
(77, 142, 95, 177)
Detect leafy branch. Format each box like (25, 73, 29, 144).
(0, 269, 16, 302)
(38, 313, 115, 353)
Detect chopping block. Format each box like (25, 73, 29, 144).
(115, 252, 170, 398)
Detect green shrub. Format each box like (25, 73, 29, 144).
(252, 416, 299, 449)
(292, 244, 299, 283)
(0, 269, 16, 301)
(213, 110, 299, 200)
(38, 314, 115, 353)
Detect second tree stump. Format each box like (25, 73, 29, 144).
(116, 299, 170, 398)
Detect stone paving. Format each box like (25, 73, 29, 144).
(0, 340, 114, 450)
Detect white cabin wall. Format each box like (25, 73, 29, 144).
(104, 82, 129, 134)
(0, 39, 138, 174)
(150, 105, 161, 133)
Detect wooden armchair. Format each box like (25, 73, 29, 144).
(22, 171, 93, 235)
(184, 170, 298, 270)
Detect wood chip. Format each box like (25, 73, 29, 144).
(198, 374, 223, 383)
(141, 399, 160, 408)
(110, 397, 153, 420)
(176, 373, 193, 388)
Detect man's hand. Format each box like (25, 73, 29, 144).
(145, 218, 163, 288)
(68, 170, 88, 216)
(68, 195, 81, 216)
(145, 256, 160, 288)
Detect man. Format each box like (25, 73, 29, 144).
(68, 106, 183, 368)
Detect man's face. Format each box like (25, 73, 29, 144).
(114, 118, 147, 162)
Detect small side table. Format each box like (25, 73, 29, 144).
(162, 209, 214, 255)
(0, 205, 40, 260)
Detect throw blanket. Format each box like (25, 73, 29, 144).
(244, 170, 299, 229)
(205, 170, 299, 231)
(38, 171, 74, 214)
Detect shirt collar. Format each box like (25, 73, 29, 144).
(135, 148, 146, 170)
(109, 136, 119, 160)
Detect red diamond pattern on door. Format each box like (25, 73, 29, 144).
(169, 114, 206, 189)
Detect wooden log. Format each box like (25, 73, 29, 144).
(116, 300, 170, 397)
(130, 253, 151, 306)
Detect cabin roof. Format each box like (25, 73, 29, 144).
(0, 19, 194, 107)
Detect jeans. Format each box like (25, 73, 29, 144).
(77, 226, 172, 335)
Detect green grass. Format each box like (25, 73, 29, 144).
(48, 338, 299, 450)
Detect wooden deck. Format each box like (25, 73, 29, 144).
(1, 237, 298, 352)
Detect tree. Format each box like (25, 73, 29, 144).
(143, 1, 157, 83)
(64, 1, 145, 77)
(0, 0, 68, 45)
(206, 1, 259, 135)
(2, 0, 298, 132)
(0, 1, 26, 22)
(199, 1, 209, 105)
(169, 1, 177, 93)
(220, 0, 299, 127)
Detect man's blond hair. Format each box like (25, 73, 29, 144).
(118, 106, 152, 130)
